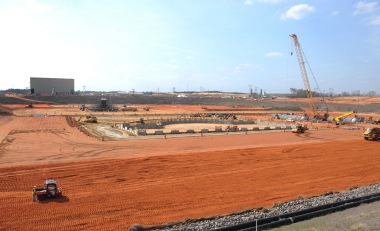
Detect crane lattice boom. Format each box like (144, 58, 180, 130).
(290, 34, 318, 117)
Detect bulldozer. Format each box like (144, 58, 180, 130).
(292, 124, 308, 133)
(78, 114, 97, 123)
(363, 127, 380, 141)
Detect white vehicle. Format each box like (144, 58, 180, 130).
(286, 118, 295, 122)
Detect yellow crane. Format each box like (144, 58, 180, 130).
(332, 111, 356, 125)
(290, 34, 329, 121)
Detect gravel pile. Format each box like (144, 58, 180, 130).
(135, 183, 380, 231)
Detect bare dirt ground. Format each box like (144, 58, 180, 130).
(0, 99, 379, 230)
(0, 115, 379, 230)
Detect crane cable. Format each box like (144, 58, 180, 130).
(298, 43, 329, 113)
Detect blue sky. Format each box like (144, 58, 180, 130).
(0, 0, 379, 94)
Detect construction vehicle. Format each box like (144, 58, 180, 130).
(332, 111, 356, 125)
(372, 119, 380, 125)
(290, 34, 329, 121)
(363, 127, 380, 141)
(292, 124, 309, 133)
(225, 125, 239, 131)
(35, 179, 63, 200)
(78, 114, 97, 123)
(121, 105, 138, 111)
(25, 103, 34, 108)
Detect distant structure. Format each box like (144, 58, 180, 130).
(30, 77, 74, 95)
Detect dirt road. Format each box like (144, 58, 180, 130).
(0, 116, 379, 230)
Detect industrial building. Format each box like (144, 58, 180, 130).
(30, 77, 74, 95)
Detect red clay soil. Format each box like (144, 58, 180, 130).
(0, 116, 379, 230)
(1, 104, 52, 109)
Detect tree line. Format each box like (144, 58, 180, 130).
(289, 88, 377, 98)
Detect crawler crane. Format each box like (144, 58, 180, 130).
(290, 34, 329, 121)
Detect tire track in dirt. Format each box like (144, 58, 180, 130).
(0, 116, 378, 230)
(2, 138, 380, 230)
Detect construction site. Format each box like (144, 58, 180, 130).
(1, 35, 380, 230)
(0, 90, 380, 230)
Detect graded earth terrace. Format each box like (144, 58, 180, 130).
(0, 94, 379, 230)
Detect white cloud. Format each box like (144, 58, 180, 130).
(266, 52, 284, 57)
(244, 0, 253, 5)
(165, 64, 179, 69)
(353, 1, 377, 15)
(187, 56, 195, 60)
(122, 63, 140, 69)
(281, 4, 315, 20)
(244, 0, 286, 5)
(233, 64, 252, 73)
(370, 15, 380, 25)
(257, 0, 284, 3)
(330, 10, 340, 16)
(216, 67, 228, 71)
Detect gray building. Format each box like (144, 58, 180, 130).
(30, 77, 74, 95)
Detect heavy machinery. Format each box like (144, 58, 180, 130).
(35, 179, 63, 200)
(372, 119, 380, 125)
(290, 34, 329, 121)
(24, 103, 34, 108)
(225, 125, 239, 131)
(332, 111, 356, 125)
(363, 127, 380, 141)
(78, 114, 97, 123)
(292, 124, 309, 133)
(121, 105, 138, 111)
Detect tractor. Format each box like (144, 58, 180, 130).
(35, 179, 63, 200)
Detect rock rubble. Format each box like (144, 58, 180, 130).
(138, 183, 380, 231)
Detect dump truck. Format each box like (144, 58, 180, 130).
(292, 124, 308, 133)
(35, 179, 63, 200)
(363, 127, 380, 141)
